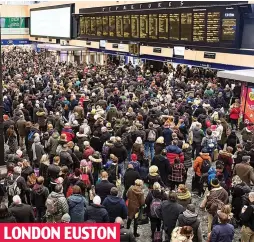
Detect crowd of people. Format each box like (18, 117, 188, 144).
(0, 46, 254, 242)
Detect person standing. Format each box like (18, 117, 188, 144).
(145, 122, 157, 161)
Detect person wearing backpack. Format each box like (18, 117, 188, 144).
(68, 185, 87, 223)
(201, 129, 217, 159)
(46, 184, 69, 223)
(145, 122, 158, 161)
(145, 182, 167, 240)
(193, 148, 212, 197)
(107, 155, 121, 186)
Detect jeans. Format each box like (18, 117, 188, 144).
(118, 162, 125, 182)
(145, 141, 155, 160)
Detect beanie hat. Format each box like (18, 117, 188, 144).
(156, 136, 164, 144)
(149, 165, 159, 176)
(61, 213, 71, 223)
(93, 195, 101, 205)
(135, 137, 142, 145)
(211, 178, 220, 188)
(131, 154, 137, 161)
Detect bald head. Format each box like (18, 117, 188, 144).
(115, 217, 124, 225)
(101, 171, 108, 180)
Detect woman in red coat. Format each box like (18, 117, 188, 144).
(229, 104, 240, 130)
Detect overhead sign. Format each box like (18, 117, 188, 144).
(1, 17, 29, 35)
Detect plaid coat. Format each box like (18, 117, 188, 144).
(168, 163, 186, 182)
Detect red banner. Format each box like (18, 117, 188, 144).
(0, 223, 120, 242)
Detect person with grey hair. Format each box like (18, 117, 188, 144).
(240, 191, 254, 242)
(102, 187, 127, 222)
(46, 184, 69, 222)
(9, 195, 35, 223)
(115, 217, 136, 242)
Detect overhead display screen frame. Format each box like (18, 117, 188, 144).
(30, 4, 74, 39)
(77, 5, 241, 49)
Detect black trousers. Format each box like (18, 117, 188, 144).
(127, 218, 138, 235)
(192, 142, 201, 159)
(150, 217, 161, 238)
(192, 174, 204, 196)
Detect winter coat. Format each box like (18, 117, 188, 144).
(31, 184, 49, 209)
(73, 106, 84, 120)
(47, 164, 60, 180)
(90, 136, 103, 152)
(123, 168, 141, 191)
(171, 227, 193, 242)
(108, 142, 128, 163)
(83, 146, 95, 159)
(36, 111, 47, 127)
(162, 128, 173, 146)
(61, 128, 75, 142)
(7, 133, 18, 154)
(240, 201, 254, 231)
(241, 127, 254, 143)
(159, 200, 185, 234)
(86, 204, 109, 223)
(132, 143, 144, 162)
(177, 210, 202, 242)
(102, 195, 128, 222)
(166, 145, 184, 164)
(218, 150, 233, 188)
(106, 106, 119, 122)
(60, 150, 73, 168)
(229, 107, 240, 120)
(21, 166, 33, 182)
(183, 147, 192, 168)
(9, 203, 35, 223)
(54, 117, 64, 133)
(154, 143, 165, 155)
(68, 194, 87, 222)
(193, 152, 211, 177)
(233, 162, 254, 186)
(46, 191, 69, 222)
(127, 185, 145, 219)
(32, 139, 45, 166)
(95, 180, 115, 203)
(147, 174, 165, 189)
(210, 223, 234, 242)
(169, 163, 186, 183)
(192, 126, 204, 143)
(76, 133, 88, 151)
(48, 132, 60, 156)
(16, 118, 26, 136)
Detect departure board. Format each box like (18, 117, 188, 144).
(149, 14, 158, 39)
(116, 16, 123, 37)
(207, 12, 220, 43)
(140, 15, 148, 38)
(181, 13, 192, 41)
(84, 17, 91, 35)
(123, 15, 131, 38)
(129, 43, 139, 55)
(169, 13, 180, 40)
(158, 14, 168, 39)
(90, 17, 96, 35)
(109, 16, 116, 37)
(131, 15, 139, 38)
(102, 16, 109, 36)
(79, 16, 85, 35)
(222, 18, 236, 41)
(96, 16, 102, 36)
(193, 11, 206, 42)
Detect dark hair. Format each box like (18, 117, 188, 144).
(168, 192, 177, 202)
(206, 129, 212, 136)
(180, 226, 193, 238)
(110, 187, 118, 196)
(174, 158, 180, 164)
(0, 204, 10, 218)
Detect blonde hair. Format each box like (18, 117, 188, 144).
(221, 204, 232, 215)
(135, 179, 143, 187)
(153, 182, 161, 191)
(178, 184, 188, 193)
(40, 154, 49, 164)
(182, 143, 190, 150)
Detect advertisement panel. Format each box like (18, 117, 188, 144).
(241, 83, 254, 124)
(1, 17, 29, 35)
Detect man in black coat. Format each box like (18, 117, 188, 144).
(123, 164, 140, 200)
(9, 195, 35, 223)
(95, 171, 115, 203)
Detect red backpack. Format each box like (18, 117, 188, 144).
(82, 174, 91, 188)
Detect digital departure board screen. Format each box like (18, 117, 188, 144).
(79, 16, 85, 35)
(102, 16, 109, 36)
(193, 11, 206, 42)
(222, 17, 236, 41)
(181, 13, 192, 41)
(84, 17, 91, 35)
(90, 16, 96, 35)
(159, 14, 168, 39)
(131, 15, 139, 38)
(123, 15, 131, 38)
(96, 16, 102, 36)
(149, 14, 158, 39)
(129, 43, 139, 55)
(207, 12, 220, 43)
(169, 13, 180, 41)
(116, 16, 123, 37)
(140, 15, 148, 38)
(109, 16, 116, 37)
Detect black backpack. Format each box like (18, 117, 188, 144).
(108, 164, 117, 183)
(201, 159, 211, 174)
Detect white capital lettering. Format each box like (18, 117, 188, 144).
(4, 227, 12, 240)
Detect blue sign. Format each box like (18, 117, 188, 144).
(1, 39, 31, 45)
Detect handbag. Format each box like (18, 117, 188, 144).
(136, 206, 149, 225)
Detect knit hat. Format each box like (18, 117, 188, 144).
(61, 213, 71, 223)
(149, 165, 159, 176)
(211, 178, 220, 188)
(156, 136, 164, 144)
(93, 195, 101, 205)
(135, 137, 142, 145)
(131, 154, 137, 161)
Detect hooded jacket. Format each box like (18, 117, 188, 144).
(36, 111, 47, 127)
(193, 152, 211, 177)
(192, 126, 204, 143)
(86, 203, 109, 223)
(177, 210, 202, 242)
(48, 132, 60, 156)
(31, 184, 49, 209)
(102, 195, 128, 222)
(166, 145, 184, 164)
(68, 194, 87, 222)
(127, 185, 145, 219)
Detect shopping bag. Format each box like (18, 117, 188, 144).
(136, 206, 149, 225)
